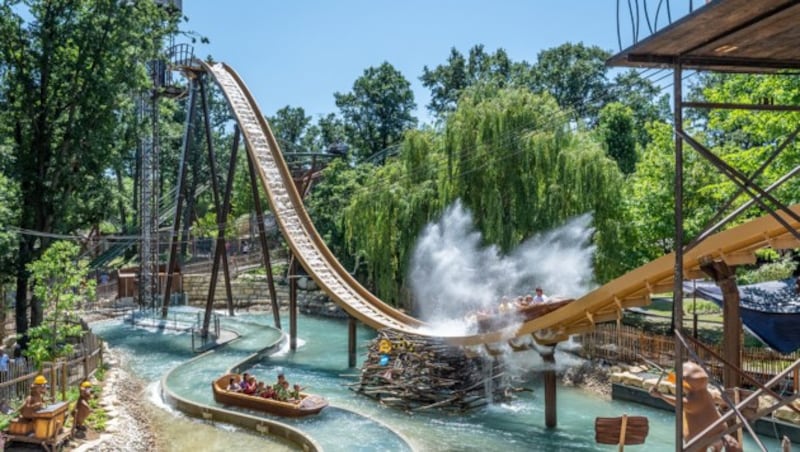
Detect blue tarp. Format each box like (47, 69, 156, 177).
(684, 279, 800, 354)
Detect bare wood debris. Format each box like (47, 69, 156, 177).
(350, 329, 513, 413)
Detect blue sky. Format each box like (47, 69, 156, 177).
(180, 1, 651, 124)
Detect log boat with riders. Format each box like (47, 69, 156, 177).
(212, 374, 328, 417)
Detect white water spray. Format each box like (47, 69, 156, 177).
(409, 200, 596, 334)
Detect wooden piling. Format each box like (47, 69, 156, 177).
(542, 350, 557, 428)
(348, 317, 357, 368)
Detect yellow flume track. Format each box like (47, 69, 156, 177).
(202, 61, 800, 347)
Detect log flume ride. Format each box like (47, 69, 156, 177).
(199, 60, 800, 347)
(212, 374, 328, 417)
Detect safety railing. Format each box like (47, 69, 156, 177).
(616, 0, 702, 51)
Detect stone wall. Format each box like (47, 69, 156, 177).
(181, 274, 347, 318)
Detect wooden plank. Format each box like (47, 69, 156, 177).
(621, 296, 651, 309)
(608, 0, 800, 73)
(692, 3, 800, 61)
(720, 251, 757, 266)
(770, 235, 800, 250)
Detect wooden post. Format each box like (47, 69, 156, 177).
(348, 316, 357, 368)
(246, 149, 281, 330)
(289, 257, 298, 351)
(700, 258, 741, 388)
(49, 364, 56, 401)
(673, 62, 685, 451)
(200, 75, 235, 324)
(541, 348, 557, 428)
(618, 414, 628, 452)
(61, 360, 67, 401)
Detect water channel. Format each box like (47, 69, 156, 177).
(92, 308, 779, 451)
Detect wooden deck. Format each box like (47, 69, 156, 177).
(608, 0, 800, 73)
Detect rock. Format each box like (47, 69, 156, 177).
(775, 405, 800, 424)
(620, 371, 644, 388)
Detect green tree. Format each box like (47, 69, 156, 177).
(343, 130, 445, 305)
(269, 105, 312, 154)
(445, 87, 629, 281)
(597, 102, 637, 175)
(0, 167, 19, 326)
(625, 121, 721, 262)
(315, 113, 348, 151)
(25, 241, 95, 368)
(0, 0, 175, 333)
(305, 159, 375, 272)
(531, 42, 611, 123)
(334, 62, 417, 161)
(421, 45, 532, 120)
(609, 70, 671, 147)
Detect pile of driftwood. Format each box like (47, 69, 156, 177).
(350, 329, 511, 413)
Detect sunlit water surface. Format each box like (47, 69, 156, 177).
(93, 310, 779, 451)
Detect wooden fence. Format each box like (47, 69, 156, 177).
(578, 323, 800, 387)
(0, 331, 103, 405)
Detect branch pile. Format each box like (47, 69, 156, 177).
(351, 329, 510, 413)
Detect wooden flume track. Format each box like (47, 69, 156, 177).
(201, 60, 800, 348)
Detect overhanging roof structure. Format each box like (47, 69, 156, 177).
(608, 0, 800, 73)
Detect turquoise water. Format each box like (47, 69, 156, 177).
(93, 310, 780, 451)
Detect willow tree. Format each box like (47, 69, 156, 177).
(343, 130, 446, 306)
(444, 87, 630, 281)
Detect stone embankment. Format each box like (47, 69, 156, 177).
(182, 273, 348, 318)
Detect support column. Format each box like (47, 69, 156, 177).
(700, 258, 741, 388)
(673, 62, 685, 451)
(199, 75, 235, 325)
(289, 256, 298, 351)
(247, 148, 281, 329)
(348, 316, 357, 368)
(162, 77, 197, 318)
(541, 348, 557, 428)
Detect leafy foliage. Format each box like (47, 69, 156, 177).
(609, 70, 671, 147)
(597, 102, 637, 175)
(420, 45, 532, 121)
(343, 130, 445, 304)
(530, 42, 611, 123)
(25, 241, 94, 368)
(0, 0, 176, 332)
(334, 62, 418, 161)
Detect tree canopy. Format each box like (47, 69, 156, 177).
(0, 0, 176, 332)
(334, 62, 418, 161)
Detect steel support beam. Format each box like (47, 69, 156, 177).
(686, 125, 800, 251)
(246, 148, 281, 329)
(682, 101, 800, 112)
(162, 77, 197, 318)
(677, 130, 800, 242)
(201, 74, 234, 335)
(673, 63, 685, 451)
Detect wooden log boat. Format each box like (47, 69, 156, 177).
(212, 374, 328, 417)
(475, 298, 573, 333)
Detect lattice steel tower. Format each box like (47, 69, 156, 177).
(139, 0, 191, 308)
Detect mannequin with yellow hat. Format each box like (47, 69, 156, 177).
(20, 375, 48, 420)
(73, 380, 93, 433)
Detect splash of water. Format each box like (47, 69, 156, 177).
(409, 200, 596, 334)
